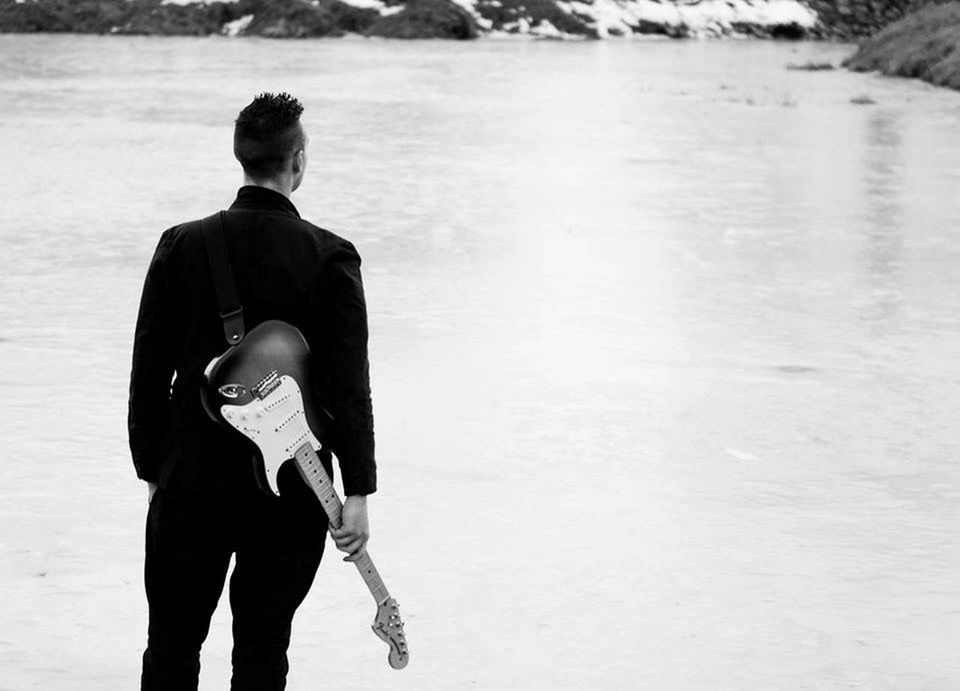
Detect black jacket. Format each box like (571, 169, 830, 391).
(128, 186, 376, 496)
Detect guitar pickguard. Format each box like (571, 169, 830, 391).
(220, 375, 322, 496)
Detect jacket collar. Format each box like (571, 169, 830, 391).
(229, 185, 301, 219)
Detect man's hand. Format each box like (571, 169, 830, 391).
(330, 495, 370, 562)
(147, 482, 158, 505)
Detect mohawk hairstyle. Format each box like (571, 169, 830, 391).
(234, 92, 305, 179)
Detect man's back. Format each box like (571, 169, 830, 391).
(129, 185, 376, 496)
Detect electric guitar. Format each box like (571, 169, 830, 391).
(200, 320, 409, 670)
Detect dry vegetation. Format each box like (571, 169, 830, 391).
(786, 61, 836, 71)
(844, 1, 960, 91)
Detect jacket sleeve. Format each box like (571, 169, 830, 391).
(315, 241, 377, 496)
(128, 230, 177, 483)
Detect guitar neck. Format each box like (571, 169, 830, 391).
(293, 443, 391, 605)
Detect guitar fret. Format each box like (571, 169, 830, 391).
(293, 442, 387, 603)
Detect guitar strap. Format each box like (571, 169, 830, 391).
(201, 211, 245, 346)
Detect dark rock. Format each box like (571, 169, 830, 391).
(769, 21, 807, 38)
(475, 0, 596, 37)
(240, 0, 376, 38)
(730, 21, 768, 36)
(117, 1, 235, 36)
(785, 60, 836, 70)
(664, 22, 690, 38)
(366, 0, 478, 38)
(0, 0, 381, 37)
(631, 18, 673, 36)
(0, 0, 130, 33)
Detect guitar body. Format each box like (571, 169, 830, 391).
(201, 320, 331, 496)
(200, 319, 409, 670)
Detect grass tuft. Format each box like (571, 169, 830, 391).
(786, 61, 836, 71)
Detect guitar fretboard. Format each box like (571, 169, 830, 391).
(294, 443, 391, 605)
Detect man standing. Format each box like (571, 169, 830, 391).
(128, 93, 376, 690)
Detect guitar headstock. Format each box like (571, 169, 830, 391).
(371, 597, 409, 670)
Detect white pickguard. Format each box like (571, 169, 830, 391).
(220, 375, 322, 496)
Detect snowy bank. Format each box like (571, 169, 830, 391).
(0, 0, 926, 39)
(480, 0, 818, 39)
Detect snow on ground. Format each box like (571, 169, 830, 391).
(221, 13, 253, 36)
(161, 0, 240, 5)
(530, 18, 564, 38)
(434, 0, 818, 38)
(557, 0, 818, 37)
(447, 0, 495, 30)
(338, 0, 390, 8)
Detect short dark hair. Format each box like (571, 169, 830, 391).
(234, 92, 305, 179)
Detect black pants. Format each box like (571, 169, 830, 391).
(141, 470, 328, 691)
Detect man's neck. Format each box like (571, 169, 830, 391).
(242, 176, 292, 199)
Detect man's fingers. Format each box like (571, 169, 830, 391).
(332, 530, 357, 546)
(336, 536, 365, 554)
(343, 545, 367, 563)
(330, 531, 354, 548)
(331, 526, 369, 539)
(330, 518, 370, 558)
(343, 540, 367, 561)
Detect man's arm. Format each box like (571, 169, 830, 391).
(316, 241, 377, 496)
(315, 240, 377, 560)
(128, 230, 177, 489)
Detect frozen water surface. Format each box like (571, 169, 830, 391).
(0, 35, 959, 690)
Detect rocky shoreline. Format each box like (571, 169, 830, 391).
(0, 0, 927, 41)
(844, 2, 960, 90)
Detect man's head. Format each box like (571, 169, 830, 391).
(234, 92, 307, 193)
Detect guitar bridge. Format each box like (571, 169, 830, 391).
(252, 370, 280, 400)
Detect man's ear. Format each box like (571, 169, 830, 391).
(292, 149, 305, 175)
